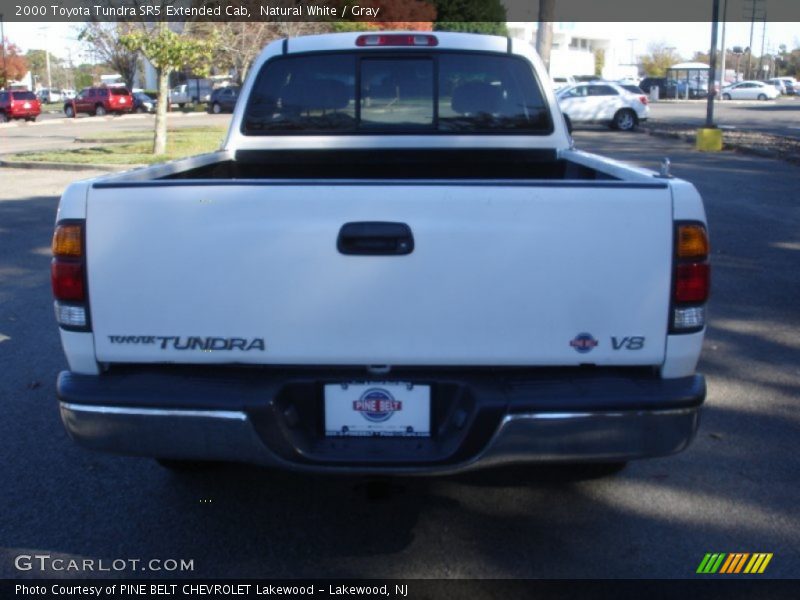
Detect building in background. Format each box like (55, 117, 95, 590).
(507, 22, 639, 81)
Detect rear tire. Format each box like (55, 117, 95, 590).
(26, 116, 36, 122)
(212, 102, 222, 115)
(613, 109, 637, 131)
(95, 105, 107, 117)
(0, 112, 9, 123)
(722, 93, 731, 100)
(65, 105, 75, 118)
(757, 93, 767, 101)
(178, 103, 186, 109)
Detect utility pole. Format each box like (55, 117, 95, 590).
(743, 0, 766, 80)
(719, 0, 728, 85)
(746, 0, 756, 79)
(757, 19, 767, 79)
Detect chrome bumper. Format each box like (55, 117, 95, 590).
(60, 402, 700, 474)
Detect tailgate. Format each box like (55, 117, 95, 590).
(86, 182, 673, 366)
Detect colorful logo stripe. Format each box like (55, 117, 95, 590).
(696, 553, 772, 574)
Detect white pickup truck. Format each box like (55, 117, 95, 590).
(52, 32, 709, 474)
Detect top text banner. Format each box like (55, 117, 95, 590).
(2, 0, 800, 22)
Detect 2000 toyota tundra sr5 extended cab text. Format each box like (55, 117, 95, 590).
(52, 32, 709, 474)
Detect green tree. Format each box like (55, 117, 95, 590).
(120, 24, 216, 155)
(433, 0, 507, 35)
(640, 43, 682, 77)
(73, 64, 94, 90)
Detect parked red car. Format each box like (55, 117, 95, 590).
(0, 90, 42, 122)
(64, 87, 133, 117)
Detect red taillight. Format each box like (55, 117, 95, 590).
(51, 221, 89, 322)
(51, 261, 85, 301)
(671, 222, 710, 333)
(674, 263, 710, 303)
(639, 95, 648, 105)
(356, 34, 438, 47)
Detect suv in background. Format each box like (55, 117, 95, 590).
(639, 77, 679, 99)
(0, 90, 42, 122)
(207, 87, 240, 114)
(557, 81, 649, 131)
(64, 87, 133, 117)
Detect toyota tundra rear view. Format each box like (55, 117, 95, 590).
(52, 32, 708, 474)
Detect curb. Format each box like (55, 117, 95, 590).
(75, 137, 151, 144)
(0, 110, 220, 129)
(642, 127, 800, 166)
(0, 159, 137, 172)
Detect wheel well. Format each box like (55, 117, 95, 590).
(615, 108, 638, 122)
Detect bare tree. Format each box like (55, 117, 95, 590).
(206, 21, 333, 85)
(78, 23, 139, 90)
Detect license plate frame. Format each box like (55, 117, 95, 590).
(324, 382, 431, 438)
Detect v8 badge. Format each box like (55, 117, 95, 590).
(611, 336, 645, 350)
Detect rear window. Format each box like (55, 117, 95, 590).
(12, 92, 37, 100)
(243, 52, 552, 135)
(621, 85, 645, 94)
(109, 88, 129, 96)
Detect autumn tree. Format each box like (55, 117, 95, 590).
(594, 48, 606, 77)
(78, 23, 140, 91)
(1, 40, 29, 88)
(120, 24, 216, 155)
(640, 43, 683, 77)
(333, 0, 437, 32)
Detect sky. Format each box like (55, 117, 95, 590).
(4, 21, 800, 64)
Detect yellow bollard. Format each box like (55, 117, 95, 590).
(696, 128, 723, 152)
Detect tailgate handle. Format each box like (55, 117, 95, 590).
(337, 222, 414, 256)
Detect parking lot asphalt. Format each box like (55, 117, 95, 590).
(0, 132, 798, 579)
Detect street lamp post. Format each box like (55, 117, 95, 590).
(698, 0, 723, 152)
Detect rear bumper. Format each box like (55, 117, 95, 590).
(57, 368, 705, 475)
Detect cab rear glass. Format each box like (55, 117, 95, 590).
(242, 52, 553, 135)
(12, 92, 37, 100)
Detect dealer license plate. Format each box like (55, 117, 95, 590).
(324, 382, 430, 437)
